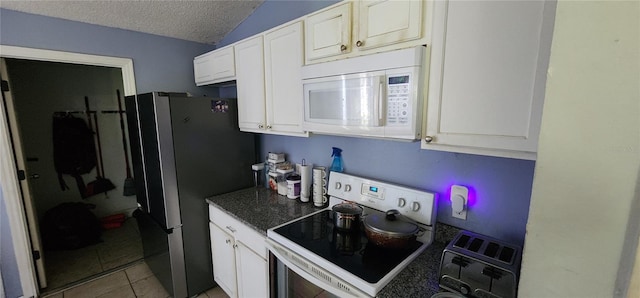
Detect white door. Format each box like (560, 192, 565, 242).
(235, 241, 268, 298)
(234, 36, 267, 133)
(264, 21, 306, 135)
(356, 0, 423, 50)
(0, 58, 47, 289)
(210, 222, 237, 298)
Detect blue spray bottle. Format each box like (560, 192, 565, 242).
(330, 147, 344, 173)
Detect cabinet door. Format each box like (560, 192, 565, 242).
(194, 52, 216, 86)
(194, 47, 236, 85)
(235, 36, 267, 132)
(423, 0, 553, 159)
(210, 223, 237, 298)
(264, 22, 307, 135)
(210, 46, 236, 82)
(236, 241, 268, 298)
(305, 2, 352, 61)
(356, 0, 423, 50)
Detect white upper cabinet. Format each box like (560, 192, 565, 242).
(194, 46, 236, 86)
(356, 0, 423, 50)
(264, 22, 308, 135)
(234, 36, 267, 133)
(305, 2, 353, 60)
(233, 23, 308, 137)
(422, 0, 555, 160)
(305, 0, 426, 64)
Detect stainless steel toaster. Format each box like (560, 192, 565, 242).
(438, 231, 522, 298)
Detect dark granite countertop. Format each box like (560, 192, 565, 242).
(205, 187, 323, 235)
(206, 187, 459, 298)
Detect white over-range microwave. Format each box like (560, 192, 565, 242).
(301, 46, 427, 140)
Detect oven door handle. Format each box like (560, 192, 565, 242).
(266, 240, 366, 298)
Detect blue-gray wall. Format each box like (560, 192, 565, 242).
(219, 0, 536, 246)
(0, 9, 217, 97)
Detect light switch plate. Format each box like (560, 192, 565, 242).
(450, 185, 468, 220)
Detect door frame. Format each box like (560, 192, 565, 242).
(0, 45, 136, 297)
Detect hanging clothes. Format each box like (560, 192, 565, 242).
(52, 113, 97, 197)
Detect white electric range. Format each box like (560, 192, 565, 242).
(267, 172, 438, 297)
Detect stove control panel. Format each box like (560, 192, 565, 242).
(361, 183, 385, 199)
(328, 172, 437, 227)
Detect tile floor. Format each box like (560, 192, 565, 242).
(42, 261, 229, 298)
(43, 217, 143, 292)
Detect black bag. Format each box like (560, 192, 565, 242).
(52, 114, 97, 196)
(41, 202, 102, 250)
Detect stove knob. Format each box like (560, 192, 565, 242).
(345, 184, 352, 192)
(412, 202, 421, 211)
(398, 198, 406, 207)
(335, 182, 342, 190)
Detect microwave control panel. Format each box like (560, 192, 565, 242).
(387, 75, 411, 125)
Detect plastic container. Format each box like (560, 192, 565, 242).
(286, 174, 301, 199)
(276, 168, 294, 196)
(268, 172, 278, 191)
(330, 147, 344, 173)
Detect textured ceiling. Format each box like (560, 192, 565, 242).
(0, 0, 264, 45)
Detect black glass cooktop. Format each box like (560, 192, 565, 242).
(272, 209, 423, 283)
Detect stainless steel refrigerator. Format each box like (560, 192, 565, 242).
(125, 92, 256, 297)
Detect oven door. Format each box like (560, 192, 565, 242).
(267, 239, 369, 298)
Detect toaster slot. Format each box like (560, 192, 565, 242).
(499, 246, 515, 263)
(454, 234, 471, 248)
(484, 242, 500, 258)
(468, 238, 484, 252)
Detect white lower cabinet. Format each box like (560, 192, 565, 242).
(236, 241, 268, 298)
(209, 223, 238, 297)
(209, 205, 268, 298)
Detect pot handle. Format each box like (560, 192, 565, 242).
(386, 209, 422, 227)
(385, 209, 400, 220)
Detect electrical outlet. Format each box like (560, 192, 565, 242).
(450, 185, 468, 220)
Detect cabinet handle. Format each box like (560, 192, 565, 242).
(258, 124, 264, 129)
(356, 40, 363, 47)
(226, 226, 236, 233)
(233, 244, 238, 248)
(340, 44, 347, 52)
(424, 136, 434, 143)
(225, 239, 231, 244)
(266, 125, 272, 129)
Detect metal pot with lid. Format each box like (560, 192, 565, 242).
(363, 209, 420, 249)
(332, 202, 363, 231)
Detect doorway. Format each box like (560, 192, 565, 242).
(1, 49, 141, 296)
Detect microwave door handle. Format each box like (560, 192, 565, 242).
(375, 77, 384, 126)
